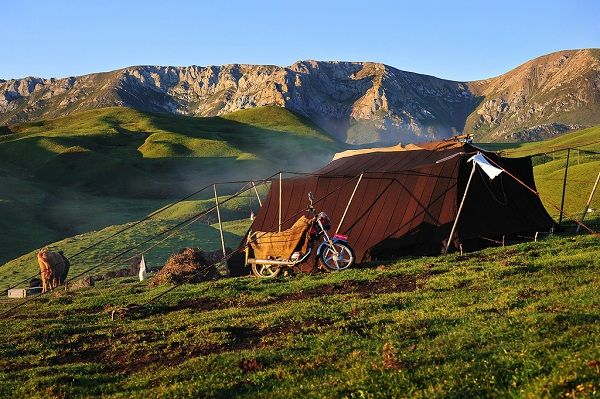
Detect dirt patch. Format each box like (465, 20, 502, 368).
(239, 358, 263, 373)
(7, 274, 421, 322)
(138, 274, 421, 318)
(287, 274, 418, 299)
(16, 318, 333, 374)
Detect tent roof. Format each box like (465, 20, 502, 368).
(331, 139, 468, 161)
(318, 142, 477, 176)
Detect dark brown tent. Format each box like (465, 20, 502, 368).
(248, 142, 555, 262)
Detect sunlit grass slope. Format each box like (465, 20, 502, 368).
(0, 234, 598, 398)
(0, 106, 339, 263)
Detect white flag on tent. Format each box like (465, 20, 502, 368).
(468, 153, 503, 180)
(138, 255, 147, 281)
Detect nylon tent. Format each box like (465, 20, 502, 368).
(247, 141, 555, 262)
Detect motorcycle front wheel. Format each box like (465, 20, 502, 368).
(320, 242, 355, 271)
(251, 263, 282, 278)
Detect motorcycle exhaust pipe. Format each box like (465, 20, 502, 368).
(247, 258, 294, 266)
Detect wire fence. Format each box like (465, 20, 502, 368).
(0, 178, 272, 296)
(530, 148, 600, 229)
(2, 145, 600, 314)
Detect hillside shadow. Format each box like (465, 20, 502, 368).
(146, 111, 342, 168)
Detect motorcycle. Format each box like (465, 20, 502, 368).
(246, 192, 355, 278)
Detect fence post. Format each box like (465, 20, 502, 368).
(558, 148, 571, 225)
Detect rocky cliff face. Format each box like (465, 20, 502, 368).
(464, 49, 600, 141)
(1, 49, 599, 144)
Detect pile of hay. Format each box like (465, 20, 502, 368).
(149, 248, 219, 287)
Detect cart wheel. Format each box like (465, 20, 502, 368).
(320, 242, 355, 271)
(251, 263, 281, 278)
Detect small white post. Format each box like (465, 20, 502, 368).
(138, 255, 147, 281)
(214, 184, 227, 257)
(278, 172, 282, 232)
(335, 173, 364, 235)
(445, 161, 477, 255)
(576, 169, 600, 232)
(251, 180, 262, 207)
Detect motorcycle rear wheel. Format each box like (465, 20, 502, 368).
(320, 242, 355, 271)
(251, 263, 282, 278)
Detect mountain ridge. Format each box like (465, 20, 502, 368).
(1, 49, 599, 144)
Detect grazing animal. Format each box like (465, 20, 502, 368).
(37, 249, 69, 293)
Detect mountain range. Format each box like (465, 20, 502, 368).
(1, 49, 599, 144)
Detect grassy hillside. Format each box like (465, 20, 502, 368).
(0, 234, 598, 398)
(478, 125, 600, 155)
(0, 106, 340, 264)
(0, 191, 262, 291)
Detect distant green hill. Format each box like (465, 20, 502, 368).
(0, 106, 341, 264)
(478, 124, 600, 155)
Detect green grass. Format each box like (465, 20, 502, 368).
(0, 191, 260, 291)
(0, 234, 598, 398)
(0, 106, 339, 264)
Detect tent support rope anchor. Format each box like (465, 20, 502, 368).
(214, 184, 227, 257)
(445, 161, 477, 255)
(251, 180, 263, 207)
(278, 172, 282, 232)
(336, 173, 364, 235)
(576, 169, 600, 232)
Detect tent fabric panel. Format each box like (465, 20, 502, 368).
(340, 177, 387, 252)
(349, 178, 398, 259)
(456, 155, 555, 241)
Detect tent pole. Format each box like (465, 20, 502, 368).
(251, 180, 262, 207)
(213, 184, 227, 257)
(335, 173, 363, 235)
(558, 148, 571, 225)
(278, 172, 282, 232)
(444, 161, 477, 255)
(576, 169, 600, 232)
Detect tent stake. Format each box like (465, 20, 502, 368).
(558, 148, 571, 225)
(214, 184, 227, 257)
(278, 172, 282, 232)
(335, 173, 363, 235)
(576, 169, 600, 232)
(445, 161, 477, 255)
(251, 180, 262, 207)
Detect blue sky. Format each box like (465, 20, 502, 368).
(2, 0, 598, 81)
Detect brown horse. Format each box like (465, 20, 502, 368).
(37, 250, 69, 293)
